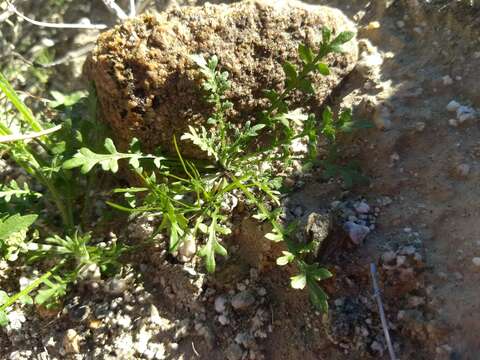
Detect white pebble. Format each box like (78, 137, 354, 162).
(456, 163, 470, 178)
(442, 75, 453, 85)
(343, 221, 370, 245)
(472, 257, 480, 267)
(214, 296, 227, 313)
(448, 118, 458, 127)
(218, 315, 229, 325)
(446, 100, 460, 112)
(456, 105, 476, 123)
(354, 201, 370, 214)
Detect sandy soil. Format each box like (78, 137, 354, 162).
(2, 0, 480, 359)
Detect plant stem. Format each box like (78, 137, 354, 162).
(0, 261, 64, 312)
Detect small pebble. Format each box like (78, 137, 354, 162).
(408, 296, 425, 308)
(446, 100, 461, 112)
(69, 305, 90, 322)
(382, 251, 396, 263)
(105, 278, 128, 295)
(457, 105, 476, 123)
(63, 329, 80, 354)
(455, 163, 470, 178)
(448, 118, 458, 127)
(354, 201, 370, 214)
(415, 121, 426, 132)
(218, 315, 229, 325)
(231, 291, 255, 310)
(292, 206, 304, 217)
(371, 340, 384, 354)
(214, 296, 227, 313)
(396, 255, 407, 267)
(442, 75, 453, 85)
(237, 283, 247, 292)
(343, 221, 370, 245)
(225, 343, 243, 360)
(257, 287, 267, 297)
(472, 257, 480, 267)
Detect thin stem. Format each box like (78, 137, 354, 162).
(6, 1, 108, 30)
(36, 170, 73, 231)
(0, 261, 64, 312)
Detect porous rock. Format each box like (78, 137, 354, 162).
(87, 0, 358, 158)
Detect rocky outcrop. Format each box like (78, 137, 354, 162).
(87, 0, 358, 157)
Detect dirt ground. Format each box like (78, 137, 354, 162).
(2, 0, 480, 359)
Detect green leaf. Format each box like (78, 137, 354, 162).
(0, 71, 43, 132)
(34, 279, 67, 308)
(265, 231, 283, 242)
(264, 89, 279, 103)
(198, 214, 227, 273)
(19, 294, 33, 305)
(181, 126, 219, 160)
(63, 138, 154, 174)
(0, 180, 41, 202)
(316, 63, 330, 76)
(0, 213, 37, 240)
(321, 106, 336, 141)
(276, 251, 295, 266)
(307, 280, 329, 313)
(208, 55, 219, 71)
(104, 138, 117, 154)
(290, 274, 307, 289)
(309, 267, 333, 281)
(282, 62, 298, 82)
(0, 311, 8, 327)
(298, 79, 315, 94)
(50, 90, 86, 108)
(298, 44, 314, 63)
(0, 291, 9, 306)
(322, 27, 332, 44)
(283, 109, 308, 124)
(331, 31, 355, 46)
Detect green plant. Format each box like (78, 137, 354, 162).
(65, 27, 367, 312)
(0, 75, 124, 325)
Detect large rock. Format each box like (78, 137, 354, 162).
(87, 0, 358, 157)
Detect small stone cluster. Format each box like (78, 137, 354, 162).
(331, 198, 378, 245)
(446, 100, 477, 127)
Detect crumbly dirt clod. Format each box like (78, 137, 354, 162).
(87, 0, 358, 157)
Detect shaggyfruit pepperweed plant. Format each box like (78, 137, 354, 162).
(65, 27, 363, 312)
(0, 27, 367, 325)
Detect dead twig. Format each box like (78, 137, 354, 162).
(370, 263, 397, 360)
(0, 125, 61, 143)
(191, 341, 200, 357)
(6, 1, 107, 29)
(34, 44, 95, 68)
(101, 0, 128, 20)
(129, 0, 136, 17)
